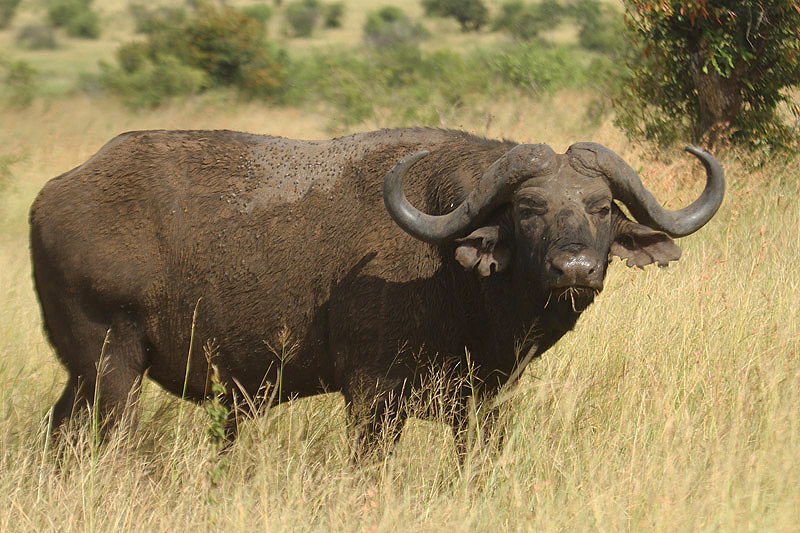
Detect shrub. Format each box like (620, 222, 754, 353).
(363, 6, 429, 49)
(421, 0, 488, 32)
(16, 24, 58, 50)
(65, 9, 100, 38)
(115, 41, 150, 73)
(241, 3, 273, 25)
(489, 42, 590, 93)
(285, 0, 320, 37)
(617, 0, 800, 153)
(101, 4, 289, 106)
(322, 2, 344, 28)
(0, 57, 38, 107)
(45, 0, 101, 39)
(0, 153, 19, 192)
(129, 4, 187, 35)
(0, 0, 21, 29)
(569, 0, 625, 55)
(493, 0, 563, 41)
(99, 55, 209, 108)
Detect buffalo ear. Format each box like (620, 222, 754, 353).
(611, 206, 681, 268)
(454, 225, 512, 277)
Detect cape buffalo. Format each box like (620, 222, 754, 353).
(29, 128, 724, 455)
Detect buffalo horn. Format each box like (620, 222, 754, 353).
(567, 143, 725, 238)
(384, 144, 554, 243)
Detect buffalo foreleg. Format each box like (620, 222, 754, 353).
(344, 379, 410, 463)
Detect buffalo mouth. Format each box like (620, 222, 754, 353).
(546, 286, 599, 312)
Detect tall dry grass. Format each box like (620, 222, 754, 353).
(0, 93, 798, 531)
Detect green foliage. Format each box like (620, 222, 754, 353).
(283, 0, 343, 36)
(15, 24, 58, 50)
(285, 0, 320, 37)
(0, 57, 37, 107)
(65, 9, 100, 38)
(421, 0, 489, 32)
(98, 1, 615, 116)
(45, 0, 101, 39)
(363, 6, 429, 49)
(0, 0, 21, 29)
(241, 3, 274, 25)
(286, 41, 603, 129)
(129, 4, 187, 34)
(101, 4, 288, 107)
(100, 55, 209, 108)
(176, 5, 285, 88)
(288, 46, 485, 126)
(322, 1, 344, 28)
(617, 0, 800, 154)
(569, 0, 625, 55)
(0, 152, 23, 193)
(204, 371, 229, 450)
(488, 42, 593, 93)
(493, 0, 564, 41)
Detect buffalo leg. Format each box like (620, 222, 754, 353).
(49, 311, 147, 442)
(51, 373, 82, 432)
(344, 380, 409, 462)
(449, 396, 505, 464)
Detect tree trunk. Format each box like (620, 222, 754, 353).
(687, 34, 743, 148)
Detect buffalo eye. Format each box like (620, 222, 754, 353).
(586, 200, 611, 218)
(594, 206, 610, 218)
(516, 198, 548, 218)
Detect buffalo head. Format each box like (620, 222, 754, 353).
(384, 142, 724, 311)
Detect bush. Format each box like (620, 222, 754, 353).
(241, 3, 273, 25)
(569, 0, 625, 55)
(0, 57, 38, 107)
(493, 0, 563, 41)
(45, 0, 101, 39)
(100, 55, 209, 108)
(421, 0, 488, 32)
(364, 6, 429, 49)
(322, 2, 344, 28)
(101, 4, 289, 106)
(0, 0, 21, 29)
(66, 9, 100, 38)
(489, 43, 591, 93)
(286, 43, 496, 127)
(285, 40, 613, 129)
(16, 24, 58, 50)
(285, 0, 320, 37)
(129, 4, 187, 35)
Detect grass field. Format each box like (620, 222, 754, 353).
(1, 1, 799, 531)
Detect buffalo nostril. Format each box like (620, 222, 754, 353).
(548, 261, 564, 277)
(548, 251, 603, 287)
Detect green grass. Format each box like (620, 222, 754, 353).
(0, 91, 798, 531)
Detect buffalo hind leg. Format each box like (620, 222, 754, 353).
(50, 313, 147, 444)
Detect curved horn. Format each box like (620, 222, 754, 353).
(567, 143, 725, 238)
(384, 144, 554, 244)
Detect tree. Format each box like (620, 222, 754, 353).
(364, 6, 429, 48)
(618, 0, 800, 152)
(492, 0, 563, 41)
(0, 0, 22, 29)
(421, 0, 488, 32)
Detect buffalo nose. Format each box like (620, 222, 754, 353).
(547, 250, 603, 289)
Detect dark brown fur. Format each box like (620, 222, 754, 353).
(30, 128, 682, 455)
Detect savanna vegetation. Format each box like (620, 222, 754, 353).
(0, 0, 798, 530)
